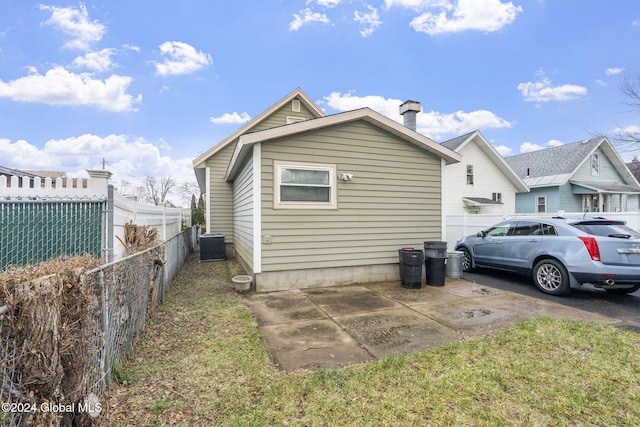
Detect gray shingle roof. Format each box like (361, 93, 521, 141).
(440, 130, 476, 151)
(504, 137, 602, 179)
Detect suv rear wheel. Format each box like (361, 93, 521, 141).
(533, 259, 570, 296)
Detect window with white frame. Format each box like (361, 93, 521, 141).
(492, 192, 502, 203)
(274, 162, 337, 209)
(591, 153, 600, 176)
(536, 195, 547, 213)
(466, 165, 474, 185)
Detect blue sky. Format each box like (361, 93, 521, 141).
(1, 1, 639, 204)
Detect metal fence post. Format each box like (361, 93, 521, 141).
(97, 269, 110, 385)
(105, 185, 114, 263)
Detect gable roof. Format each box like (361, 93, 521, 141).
(192, 87, 325, 170)
(225, 107, 462, 181)
(504, 136, 640, 189)
(440, 130, 528, 192)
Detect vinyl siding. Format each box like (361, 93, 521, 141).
(515, 187, 559, 213)
(572, 148, 624, 182)
(205, 144, 235, 241)
(259, 121, 442, 272)
(232, 155, 254, 270)
(252, 97, 318, 132)
(444, 140, 517, 215)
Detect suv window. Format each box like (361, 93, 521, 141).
(485, 221, 514, 237)
(540, 223, 558, 236)
(571, 221, 640, 239)
(510, 221, 541, 236)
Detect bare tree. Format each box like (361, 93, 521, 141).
(143, 175, 176, 205)
(612, 77, 640, 154)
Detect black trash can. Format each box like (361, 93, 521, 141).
(424, 241, 447, 286)
(398, 248, 424, 289)
(426, 257, 446, 286)
(200, 233, 226, 261)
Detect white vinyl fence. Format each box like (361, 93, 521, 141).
(445, 211, 640, 251)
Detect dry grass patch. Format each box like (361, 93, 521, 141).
(105, 253, 640, 426)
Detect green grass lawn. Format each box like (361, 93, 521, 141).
(107, 254, 640, 426)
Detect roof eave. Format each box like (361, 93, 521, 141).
(224, 108, 462, 181)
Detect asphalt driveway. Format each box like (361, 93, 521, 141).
(242, 278, 631, 371)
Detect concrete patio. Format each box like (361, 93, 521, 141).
(242, 278, 618, 371)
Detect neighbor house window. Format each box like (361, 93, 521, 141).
(591, 153, 600, 176)
(536, 195, 547, 213)
(466, 165, 474, 185)
(274, 161, 337, 209)
(492, 192, 502, 203)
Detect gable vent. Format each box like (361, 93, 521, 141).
(292, 99, 301, 112)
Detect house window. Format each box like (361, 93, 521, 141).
(492, 192, 502, 203)
(274, 161, 337, 209)
(591, 153, 600, 176)
(466, 165, 474, 185)
(536, 195, 547, 213)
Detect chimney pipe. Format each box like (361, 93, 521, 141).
(399, 100, 421, 132)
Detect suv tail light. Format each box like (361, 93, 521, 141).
(578, 237, 601, 261)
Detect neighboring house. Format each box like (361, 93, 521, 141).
(627, 156, 640, 183)
(440, 130, 528, 215)
(193, 88, 461, 292)
(505, 137, 640, 213)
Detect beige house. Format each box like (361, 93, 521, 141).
(193, 88, 461, 292)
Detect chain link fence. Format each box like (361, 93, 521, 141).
(0, 227, 197, 426)
(0, 200, 106, 271)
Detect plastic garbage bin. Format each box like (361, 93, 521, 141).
(398, 248, 424, 289)
(200, 233, 226, 261)
(426, 257, 446, 286)
(424, 241, 447, 286)
(446, 251, 464, 279)
(424, 241, 447, 258)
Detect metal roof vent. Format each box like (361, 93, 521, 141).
(399, 100, 421, 131)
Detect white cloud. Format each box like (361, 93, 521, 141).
(39, 3, 106, 50)
(612, 124, 640, 137)
(0, 135, 197, 205)
(72, 48, 116, 72)
(605, 67, 625, 76)
(153, 41, 213, 76)
(383, 0, 450, 10)
(493, 144, 512, 156)
(384, 0, 522, 34)
(0, 66, 141, 111)
(354, 5, 383, 37)
(289, 8, 331, 31)
(547, 139, 564, 147)
(209, 112, 251, 125)
(517, 72, 587, 102)
(519, 142, 544, 153)
(519, 139, 563, 153)
(309, 0, 343, 7)
(322, 91, 511, 139)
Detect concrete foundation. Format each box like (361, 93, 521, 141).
(256, 263, 400, 292)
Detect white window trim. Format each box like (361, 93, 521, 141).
(591, 153, 600, 176)
(273, 161, 337, 210)
(536, 195, 547, 213)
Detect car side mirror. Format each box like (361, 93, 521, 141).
(477, 231, 486, 238)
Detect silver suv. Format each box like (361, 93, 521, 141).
(455, 216, 640, 296)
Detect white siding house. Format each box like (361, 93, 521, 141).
(440, 130, 528, 216)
